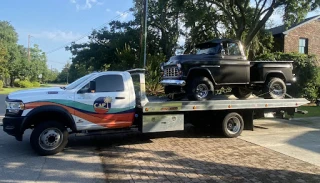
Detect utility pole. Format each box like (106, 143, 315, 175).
(143, 0, 148, 68)
(27, 35, 32, 62)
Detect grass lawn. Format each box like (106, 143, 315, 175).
(294, 106, 320, 118)
(0, 88, 25, 95)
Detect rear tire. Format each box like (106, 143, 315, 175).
(232, 87, 252, 99)
(187, 77, 214, 101)
(264, 77, 286, 99)
(30, 121, 68, 156)
(222, 112, 244, 138)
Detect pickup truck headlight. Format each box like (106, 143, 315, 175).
(5, 101, 25, 114)
(177, 63, 181, 69)
(160, 63, 164, 71)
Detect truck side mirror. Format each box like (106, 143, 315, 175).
(89, 80, 96, 93)
(221, 49, 225, 56)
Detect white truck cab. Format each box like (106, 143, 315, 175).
(3, 69, 309, 155)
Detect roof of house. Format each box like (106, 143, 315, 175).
(268, 15, 320, 35)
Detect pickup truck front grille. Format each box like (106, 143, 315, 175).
(164, 67, 179, 77)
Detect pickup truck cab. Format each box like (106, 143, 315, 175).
(160, 39, 296, 101)
(3, 69, 307, 156)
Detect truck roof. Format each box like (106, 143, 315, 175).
(196, 38, 240, 47)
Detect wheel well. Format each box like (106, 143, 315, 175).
(265, 73, 286, 82)
(22, 110, 76, 132)
(187, 69, 215, 84)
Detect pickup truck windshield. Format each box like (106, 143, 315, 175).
(65, 74, 96, 90)
(196, 43, 221, 55)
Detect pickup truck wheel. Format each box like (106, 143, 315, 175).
(222, 112, 244, 138)
(232, 87, 252, 99)
(187, 77, 214, 101)
(265, 78, 286, 99)
(30, 121, 68, 156)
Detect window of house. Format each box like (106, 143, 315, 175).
(94, 75, 124, 92)
(299, 38, 308, 54)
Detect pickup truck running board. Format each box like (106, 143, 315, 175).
(143, 98, 309, 113)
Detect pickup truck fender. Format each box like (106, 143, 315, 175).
(21, 105, 77, 132)
(186, 67, 217, 85)
(263, 70, 286, 82)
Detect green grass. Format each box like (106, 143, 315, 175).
(0, 88, 25, 95)
(294, 106, 320, 118)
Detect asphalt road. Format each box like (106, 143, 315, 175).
(0, 94, 6, 116)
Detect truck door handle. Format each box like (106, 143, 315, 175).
(115, 97, 125, 99)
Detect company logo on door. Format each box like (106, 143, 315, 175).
(93, 97, 112, 114)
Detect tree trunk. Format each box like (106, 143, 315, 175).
(10, 76, 14, 87)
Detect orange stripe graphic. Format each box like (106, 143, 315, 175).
(25, 102, 134, 128)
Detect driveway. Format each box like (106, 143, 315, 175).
(240, 117, 320, 167)
(0, 118, 320, 182)
(0, 130, 105, 183)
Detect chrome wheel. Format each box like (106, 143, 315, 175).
(270, 83, 284, 96)
(196, 84, 209, 99)
(226, 117, 241, 135)
(38, 128, 63, 151)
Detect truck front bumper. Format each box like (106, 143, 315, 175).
(3, 116, 24, 140)
(160, 79, 186, 86)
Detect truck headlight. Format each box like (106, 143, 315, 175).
(177, 63, 181, 69)
(5, 101, 25, 114)
(160, 63, 164, 71)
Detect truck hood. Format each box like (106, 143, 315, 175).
(164, 54, 221, 66)
(8, 87, 65, 100)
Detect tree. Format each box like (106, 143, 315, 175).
(181, 0, 320, 54)
(28, 44, 48, 82)
(133, 0, 184, 59)
(57, 63, 71, 83)
(0, 21, 20, 85)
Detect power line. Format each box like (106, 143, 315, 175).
(45, 9, 132, 55)
(47, 60, 68, 65)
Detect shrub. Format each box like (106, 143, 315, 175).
(255, 52, 320, 102)
(145, 54, 165, 96)
(15, 80, 33, 88)
(13, 80, 20, 87)
(0, 80, 3, 90)
(32, 81, 40, 87)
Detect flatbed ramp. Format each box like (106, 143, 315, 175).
(143, 98, 309, 113)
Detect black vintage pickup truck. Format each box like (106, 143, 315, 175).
(160, 39, 296, 101)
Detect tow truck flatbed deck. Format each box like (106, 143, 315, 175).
(144, 97, 309, 113)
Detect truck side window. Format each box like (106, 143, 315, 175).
(227, 43, 241, 56)
(95, 75, 124, 92)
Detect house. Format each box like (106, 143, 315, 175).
(269, 15, 320, 57)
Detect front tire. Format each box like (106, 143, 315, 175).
(187, 77, 214, 101)
(222, 112, 244, 138)
(30, 121, 68, 156)
(265, 78, 286, 99)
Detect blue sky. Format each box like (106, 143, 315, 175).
(0, 1, 319, 71)
(0, 0, 134, 71)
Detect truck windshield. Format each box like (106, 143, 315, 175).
(196, 43, 221, 55)
(65, 74, 95, 90)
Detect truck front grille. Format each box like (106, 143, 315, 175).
(164, 67, 179, 77)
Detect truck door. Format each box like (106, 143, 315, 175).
(74, 74, 134, 130)
(219, 42, 250, 84)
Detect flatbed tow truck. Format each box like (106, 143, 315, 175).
(3, 69, 308, 155)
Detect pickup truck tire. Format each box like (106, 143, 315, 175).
(187, 77, 214, 101)
(265, 78, 286, 99)
(222, 112, 244, 138)
(232, 87, 252, 99)
(30, 121, 68, 156)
